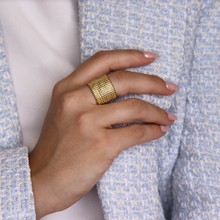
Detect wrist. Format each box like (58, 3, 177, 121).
(31, 171, 54, 219)
(29, 151, 59, 219)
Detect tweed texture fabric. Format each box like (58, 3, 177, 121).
(79, 0, 220, 219)
(0, 27, 35, 219)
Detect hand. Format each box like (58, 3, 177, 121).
(29, 50, 178, 219)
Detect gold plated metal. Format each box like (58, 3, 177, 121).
(87, 75, 117, 105)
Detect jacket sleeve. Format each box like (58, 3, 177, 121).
(0, 147, 36, 219)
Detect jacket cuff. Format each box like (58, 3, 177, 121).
(0, 146, 36, 219)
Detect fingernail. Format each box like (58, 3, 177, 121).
(165, 81, 179, 91)
(143, 51, 160, 58)
(160, 125, 169, 132)
(167, 112, 178, 120)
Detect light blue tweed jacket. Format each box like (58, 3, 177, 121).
(1, 0, 220, 219)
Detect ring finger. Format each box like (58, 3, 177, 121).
(85, 70, 179, 105)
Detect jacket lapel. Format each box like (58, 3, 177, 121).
(78, 0, 204, 219)
(0, 26, 36, 219)
(0, 27, 22, 149)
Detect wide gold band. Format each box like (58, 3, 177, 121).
(87, 75, 117, 105)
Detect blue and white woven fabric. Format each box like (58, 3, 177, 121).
(0, 27, 35, 219)
(0, 0, 220, 219)
(79, 0, 220, 219)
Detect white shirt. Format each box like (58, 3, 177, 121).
(0, 1, 104, 219)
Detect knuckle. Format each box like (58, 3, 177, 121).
(52, 80, 65, 97)
(150, 75, 162, 86)
(133, 124, 145, 139)
(150, 124, 160, 137)
(91, 131, 118, 159)
(76, 111, 93, 126)
(59, 90, 81, 112)
(128, 98, 145, 113)
(92, 50, 109, 62)
(108, 103, 123, 116)
(60, 93, 73, 108)
(114, 70, 131, 82)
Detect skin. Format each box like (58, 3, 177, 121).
(29, 49, 178, 219)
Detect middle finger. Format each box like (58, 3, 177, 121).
(108, 70, 178, 97)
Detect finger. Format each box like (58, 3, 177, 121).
(82, 69, 179, 105)
(68, 50, 159, 85)
(93, 98, 176, 127)
(108, 71, 179, 97)
(107, 123, 166, 152)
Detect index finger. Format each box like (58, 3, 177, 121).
(69, 50, 159, 86)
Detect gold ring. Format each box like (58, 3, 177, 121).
(87, 75, 117, 105)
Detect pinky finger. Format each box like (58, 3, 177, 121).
(108, 123, 168, 152)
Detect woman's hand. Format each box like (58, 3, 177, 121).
(29, 50, 178, 219)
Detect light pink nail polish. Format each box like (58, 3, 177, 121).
(143, 51, 160, 58)
(165, 81, 179, 91)
(167, 112, 178, 120)
(160, 125, 169, 132)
